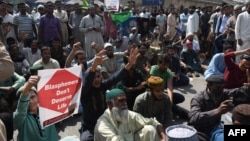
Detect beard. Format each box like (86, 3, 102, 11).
(111, 106, 129, 123)
(107, 53, 114, 58)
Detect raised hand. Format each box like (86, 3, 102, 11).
(23, 75, 40, 96)
(91, 50, 108, 72)
(72, 42, 82, 51)
(127, 47, 139, 66)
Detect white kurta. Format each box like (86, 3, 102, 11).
(54, 9, 68, 45)
(235, 11, 250, 62)
(79, 14, 104, 60)
(186, 13, 199, 35)
(94, 109, 161, 141)
(3, 13, 15, 40)
(167, 13, 177, 40)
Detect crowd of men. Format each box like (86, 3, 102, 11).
(0, 0, 250, 141)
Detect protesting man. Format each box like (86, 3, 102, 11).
(189, 74, 250, 141)
(13, 75, 58, 141)
(80, 48, 139, 141)
(133, 76, 173, 128)
(94, 88, 166, 141)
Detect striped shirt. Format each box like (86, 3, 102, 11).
(13, 13, 35, 39)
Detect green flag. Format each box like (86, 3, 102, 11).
(82, 0, 89, 9)
(110, 11, 132, 25)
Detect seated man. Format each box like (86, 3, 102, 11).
(166, 46, 189, 87)
(13, 75, 58, 141)
(150, 54, 187, 119)
(133, 76, 173, 129)
(102, 42, 126, 77)
(94, 88, 166, 141)
(188, 74, 250, 141)
(180, 41, 203, 77)
(80, 48, 139, 141)
(116, 56, 147, 110)
(204, 43, 234, 79)
(231, 104, 250, 125)
(217, 104, 250, 141)
(182, 33, 200, 53)
(224, 48, 250, 89)
(33, 46, 60, 69)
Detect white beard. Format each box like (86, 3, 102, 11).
(111, 106, 129, 124)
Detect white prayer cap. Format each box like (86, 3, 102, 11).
(242, 6, 246, 11)
(104, 42, 113, 49)
(37, 4, 44, 9)
(186, 32, 194, 36)
(131, 26, 137, 31)
(234, 4, 241, 10)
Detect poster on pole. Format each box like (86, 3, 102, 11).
(37, 66, 82, 129)
(104, 0, 120, 12)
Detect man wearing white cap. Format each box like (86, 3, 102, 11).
(101, 42, 126, 77)
(186, 6, 199, 41)
(33, 4, 45, 29)
(79, 3, 104, 60)
(94, 88, 166, 141)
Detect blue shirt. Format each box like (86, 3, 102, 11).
(204, 53, 226, 79)
(215, 15, 231, 34)
(179, 13, 189, 32)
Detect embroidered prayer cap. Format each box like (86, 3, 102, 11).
(147, 76, 164, 88)
(106, 89, 125, 101)
(240, 54, 250, 60)
(104, 42, 113, 49)
(205, 74, 224, 84)
(232, 104, 250, 125)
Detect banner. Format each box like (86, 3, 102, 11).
(110, 11, 132, 25)
(104, 0, 120, 12)
(37, 66, 82, 129)
(104, 12, 118, 39)
(82, 0, 89, 9)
